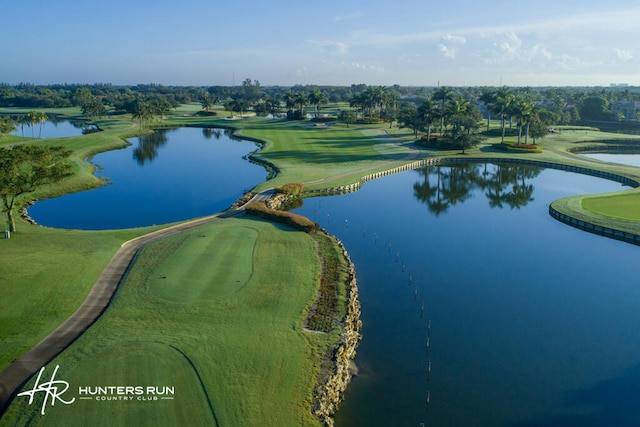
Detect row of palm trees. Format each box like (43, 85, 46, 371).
(8, 111, 49, 138)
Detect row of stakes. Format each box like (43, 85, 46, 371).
(314, 206, 433, 418)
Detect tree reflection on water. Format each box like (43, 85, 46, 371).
(413, 163, 542, 215)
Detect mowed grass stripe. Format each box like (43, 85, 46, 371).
(150, 226, 257, 302)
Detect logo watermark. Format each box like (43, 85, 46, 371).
(17, 365, 175, 415)
(17, 365, 75, 415)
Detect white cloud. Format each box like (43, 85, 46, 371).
(614, 48, 634, 61)
(438, 34, 466, 59)
(337, 61, 385, 73)
(309, 40, 349, 55)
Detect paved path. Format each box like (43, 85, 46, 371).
(0, 208, 245, 415)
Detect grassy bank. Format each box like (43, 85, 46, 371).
(2, 217, 336, 426)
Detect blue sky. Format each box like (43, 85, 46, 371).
(4, 0, 640, 86)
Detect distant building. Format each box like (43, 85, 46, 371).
(611, 100, 640, 120)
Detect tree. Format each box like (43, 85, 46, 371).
(579, 96, 611, 121)
(0, 145, 72, 232)
(491, 87, 514, 144)
(418, 98, 439, 142)
(81, 98, 106, 119)
(131, 101, 153, 129)
(511, 94, 534, 145)
(0, 116, 17, 136)
(433, 86, 454, 135)
(201, 92, 213, 112)
(339, 109, 357, 127)
(308, 89, 328, 118)
(397, 103, 423, 137)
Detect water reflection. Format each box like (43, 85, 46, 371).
(413, 163, 542, 214)
(132, 129, 170, 165)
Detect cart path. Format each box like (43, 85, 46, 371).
(0, 208, 245, 416)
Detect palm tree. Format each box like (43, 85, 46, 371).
(433, 86, 454, 135)
(294, 92, 308, 117)
(512, 94, 534, 145)
(491, 87, 514, 144)
(26, 110, 39, 138)
(308, 89, 328, 118)
(36, 112, 48, 138)
(418, 98, 439, 142)
(201, 93, 213, 112)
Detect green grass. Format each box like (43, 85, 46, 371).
(2, 217, 333, 427)
(582, 192, 640, 221)
(0, 224, 161, 372)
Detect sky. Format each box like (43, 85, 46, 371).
(3, 0, 640, 87)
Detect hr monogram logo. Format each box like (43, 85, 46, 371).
(17, 365, 75, 415)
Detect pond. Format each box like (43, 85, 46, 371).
(581, 153, 640, 168)
(28, 127, 268, 229)
(294, 163, 639, 426)
(11, 116, 98, 138)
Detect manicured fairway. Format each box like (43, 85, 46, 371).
(149, 225, 257, 302)
(582, 192, 640, 221)
(2, 217, 331, 427)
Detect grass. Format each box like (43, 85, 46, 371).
(2, 217, 335, 426)
(582, 192, 640, 221)
(0, 224, 162, 372)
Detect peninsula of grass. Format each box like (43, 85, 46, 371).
(2, 217, 342, 426)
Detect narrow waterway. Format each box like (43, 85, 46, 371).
(295, 163, 639, 426)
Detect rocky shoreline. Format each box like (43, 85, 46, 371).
(312, 231, 362, 427)
(263, 191, 363, 426)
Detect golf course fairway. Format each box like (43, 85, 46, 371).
(2, 216, 336, 427)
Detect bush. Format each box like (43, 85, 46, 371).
(275, 183, 304, 195)
(245, 201, 318, 233)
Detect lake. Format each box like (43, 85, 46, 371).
(294, 163, 639, 426)
(28, 127, 268, 229)
(11, 117, 97, 138)
(581, 153, 640, 168)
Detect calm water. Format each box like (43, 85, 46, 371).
(29, 127, 267, 229)
(294, 163, 639, 426)
(11, 117, 96, 138)
(581, 153, 640, 168)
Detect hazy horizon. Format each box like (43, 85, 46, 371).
(4, 1, 640, 88)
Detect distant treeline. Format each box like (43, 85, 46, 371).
(2, 81, 640, 123)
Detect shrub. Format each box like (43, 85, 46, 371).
(275, 182, 304, 195)
(245, 201, 318, 233)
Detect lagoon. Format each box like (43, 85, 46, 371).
(28, 127, 267, 229)
(581, 153, 640, 168)
(295, 163, 639, 426)
(11, 117, 96, 138)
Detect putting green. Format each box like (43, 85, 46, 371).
(582, 192, 640, 221)
(149, 226, 258, 302)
